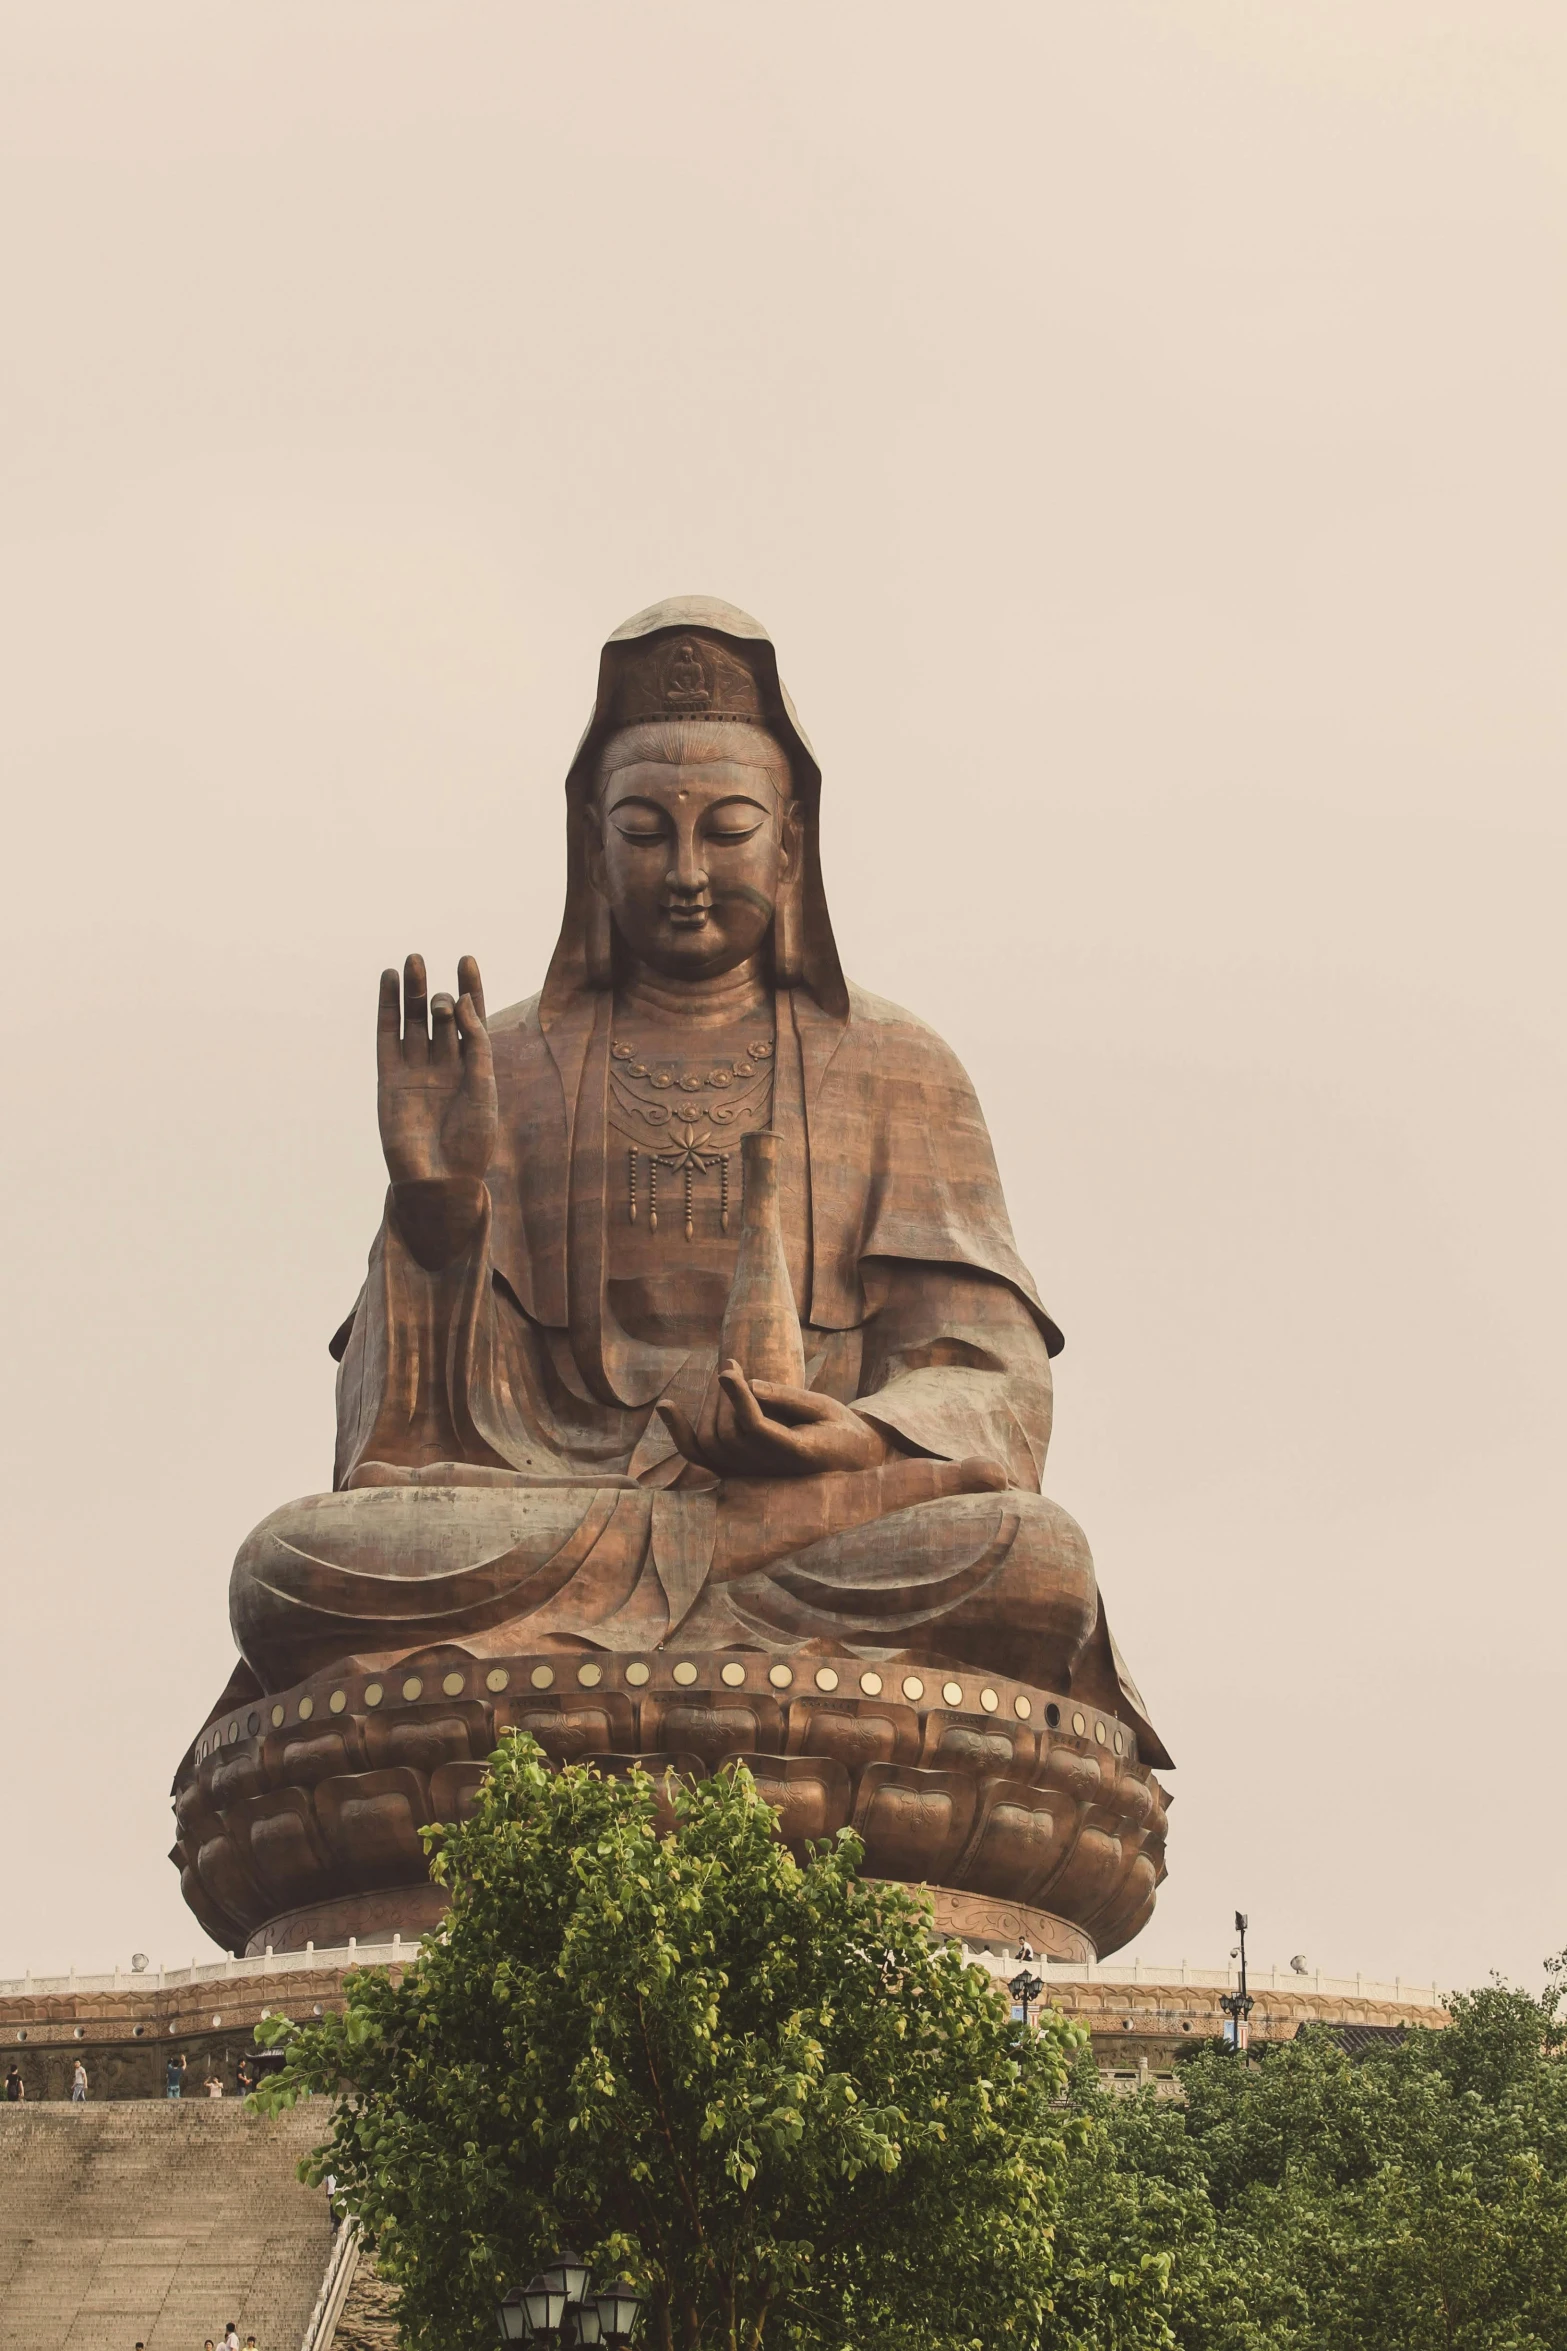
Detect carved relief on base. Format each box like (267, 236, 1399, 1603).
(923, 1889, 1098, 1962)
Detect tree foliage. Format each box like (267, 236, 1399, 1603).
(249, 1721, 1567, 2348)
(1047, 1961, 1567, 2350)
(253, 1735, 1093, 2351)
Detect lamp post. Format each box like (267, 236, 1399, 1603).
(1008, 1939, 1044, 2031)
(497, 2256, 644, 2348)
(1220, 1910, 1254, 2054)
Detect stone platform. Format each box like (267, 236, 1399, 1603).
(0, 1951, 414, 2104)
(0, 2098, 333, 2350)
(0, 1955, 1442, 2348)
(1, 1944, 1444, 2104)
(1025, 1960, 1448, 2092)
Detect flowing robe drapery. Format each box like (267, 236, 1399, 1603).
(333, 980, 1061, 1484)
(225, 597, 1164, 1757)
(285, 978, 1167, 1759)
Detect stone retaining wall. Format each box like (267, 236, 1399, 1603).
(0, 1956, 1443, 2102)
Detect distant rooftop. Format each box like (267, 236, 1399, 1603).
(1296, 2020, 1411, 2058)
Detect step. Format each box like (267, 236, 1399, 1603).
(0, 2102, 335, 2351)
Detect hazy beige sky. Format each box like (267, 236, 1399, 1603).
(2, 1, 1563, 1988)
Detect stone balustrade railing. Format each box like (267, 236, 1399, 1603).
(0, 1938, 419, 1997)
(0, 1940, 1444, 2012)
(968, 1953, 1445, 2006)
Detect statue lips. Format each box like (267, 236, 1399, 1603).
(658, 878, 775, 939)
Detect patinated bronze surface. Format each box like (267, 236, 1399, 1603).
(171, 597, 1171, 1957)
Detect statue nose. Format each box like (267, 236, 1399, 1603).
(667, 847, 710, 894)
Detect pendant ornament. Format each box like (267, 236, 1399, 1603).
(611, 1037, 774, 1239)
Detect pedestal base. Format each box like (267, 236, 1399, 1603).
(173, 1643, 1168, 1960)
(242, 1884, 1097, 1962)
(242, 1886, 449, 1956)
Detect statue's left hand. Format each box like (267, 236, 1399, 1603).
(660, 1362, 891, 1478)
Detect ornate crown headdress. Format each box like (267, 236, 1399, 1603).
(600, 629, 768, 733)
(547, 597, 847, 1024)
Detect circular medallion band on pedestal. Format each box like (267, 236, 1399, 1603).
(177, 1646, 1164, 1963)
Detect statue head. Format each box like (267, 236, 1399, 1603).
(544, 599, 847, 1019)
(587, 717, 799, 980)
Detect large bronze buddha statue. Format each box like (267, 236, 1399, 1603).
(171, 598, 1171, 1959)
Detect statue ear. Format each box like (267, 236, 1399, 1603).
(581, 804, 616, 988)
(585, 885, 616, 989)
(771, 800, 804, 986)
(771, 875, 803, 986)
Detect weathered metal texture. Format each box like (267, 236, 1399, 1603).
(172, 1653, 1166, 1960)
(175, 601, 1169, 1958)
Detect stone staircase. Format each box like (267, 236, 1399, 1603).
(0, 2100, 335, 2351)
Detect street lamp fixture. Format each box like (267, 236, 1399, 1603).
(1219, 1910, 1254, 2054)
(543, 2254, 593, 2309)
(523, 2273, 568, 2340)
(498, 2257, 644, 2347)
(1008, 1940, 1044, 2029)
(592, 2283, 645, 2345)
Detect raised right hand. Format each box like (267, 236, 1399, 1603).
(376, 953, 497, 1185)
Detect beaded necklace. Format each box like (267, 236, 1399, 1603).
(609, 1035, 775, 1240)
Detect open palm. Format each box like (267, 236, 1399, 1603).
(376, 952, 497, 1184)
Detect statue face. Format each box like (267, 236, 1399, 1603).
(590, 722, 796, 979)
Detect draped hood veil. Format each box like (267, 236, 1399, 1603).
(478, 596, 1065, 1420)
(541, 595, 847, 1024)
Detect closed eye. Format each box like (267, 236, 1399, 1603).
(611, 810, 669, 843)
(703, 798, 769, 844)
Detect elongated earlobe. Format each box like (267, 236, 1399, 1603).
(771, 870, 803, 986)
(771, 798, 804, 986)
(585, 887, 615, 988)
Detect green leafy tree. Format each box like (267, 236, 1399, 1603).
(253, 1735, 1114, 2351)
(1042, 2049, 1261, 2351)
(1049, 1964, 1567, 2351)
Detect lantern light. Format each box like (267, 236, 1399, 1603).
(542, 2253, 592, 2309)
(523, 2273, 566, 2337)
(500, 2255, 642, 2346)
(593, 2280, 645, 2344)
